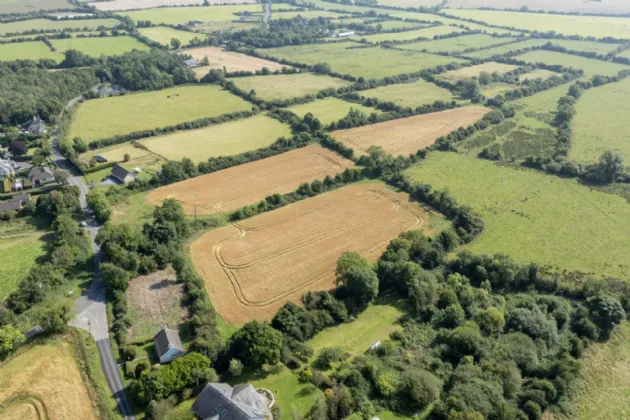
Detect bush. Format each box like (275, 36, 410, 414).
(315, 347, 343, 370)
(229, 358, 244, 377)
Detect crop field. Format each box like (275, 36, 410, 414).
(405, 152, 630, 279)
(570, 76, 630, 164)
(138, 26, 205, 46)
(190, 183, 439, 324)
(146, 145, 354, 214)
(0, 233, 48, 298)
(69, 85, 251, 141)
(91, 0, 257, 11)
(462, 38, 549, 59)
(0, 0, 73, 13)
(360, 25, 468, 43)
(438, 62, 518, 81)
(0, 337, 99, 420)
(182, 46, 290, 72)
(403, 34, 515, 53)
(0, 41, 63, 62)
(229, 73, 352, 100)
(513, 50, 630, 77)
(287, 97, 380, 124)
(50, 36, 150, 58)
(120, 4, 266, 25)
(0, 18, 120, 36)
(261, 42, 467, 79)
(141, 114, 291, 162)
(445, 9, 630, 39)
(519, 69, 559, 81)
(358, 78, 457, 108)
(333, 107, 490, 156)
(548, 39, 622, 55)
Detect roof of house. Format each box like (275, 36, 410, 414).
(28, 166, 54, 182)
(192, 383, 268, 420)
(11, 194, 29, 203)
(184, 58, 200, 67)
(0, 199, 22, 212)
(111, 165, 136, 182)
(154, 326, 185, 358)
(26, 116, 46, 134)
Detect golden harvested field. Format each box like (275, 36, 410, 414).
(0, 338, 99, 420)
(183, 46, 290, 73)
(191, 183, 439, 324)
(438, 62, 518, 81)
(146, 145, 354, 215)
(332, 107, 491, 156)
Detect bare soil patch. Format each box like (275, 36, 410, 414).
(183, 47, 290, 75)
(90, 0, 255, 11)
(191, 183, 439, 324)
(332, 107, 491, 156)
(146, 145, 354, 215)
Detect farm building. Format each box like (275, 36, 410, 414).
(111, 165, 136, 185)
(192, 383, 270, 420)
(28, 166, 55, 186)
(154, 326, 185, 364)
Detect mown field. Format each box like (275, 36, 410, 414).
(69, 85, 251, 141)
(138, 26, 204, 46)
(364, 20, 427, 31)
(519, 69, 559, 81)
(0, 18, 120, 36)
(462, 38, 549, 59)
(0, 233, 48, 298)
(0, 0, 73, 13)
(0, 41, 63, 62)
(513, 50, 630, 77)
(548, 39, 622, 55)
(120, 4, 267, 25)
(358, 78, 457, 108)
(183, 46, 289, 73)
(405, 152, 630, 279)
(403, 33, 515, 53)
(360, 25, 468, 43)
(140, 114, 291, 162)
(229, 73, 352, 100)
(287, 97, 380, 124)
(50, 36, 150, 58)
(438, 62, 518, 81)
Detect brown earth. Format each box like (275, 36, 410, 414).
(332, 107, 491, 156)
(91, 0, 256, 11)
(190, 183, 440, 325)
(183, 47, 291, 76)
(145, 145, 355, 215)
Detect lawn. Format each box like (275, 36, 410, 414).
(405, 152, 630, 280)
(138, 26, 205, 46)
(513, 50, 630, 77)
(462, 38, 550, 59)
(403, 33, 515, 53)
(260, 42, 467, 79)
(0, 18, 120, 36)
(111, 191, 154, 227)
(141, 114, 292, 162)
(120, 4, 267, 25)
(229, 73, 352, 101)
(69, 85, 251, 141)
(360, 25, 468, 43)
(0, 41, 63, 62)
(548, 39, 622, 55)
(80, 143, 166, 185)
(0, 233, 48, 298)
(50, 36, 150, 57)
(358, 78, 457, 108)
(0, 0, 73, 13)
(570, 76, 630, 164)
(288, 97, 380, 124)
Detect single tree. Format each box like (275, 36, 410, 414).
(170, 38, 182, 50)
(598, 150, 625, 182)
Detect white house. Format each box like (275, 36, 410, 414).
(154, 326, 186, 364)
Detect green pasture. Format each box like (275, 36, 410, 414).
(121, 4, 268, 25)
(260, 42, 466, 79)
(0, 233, 48, 298)
(358, 77, 456, 108)
(229, 73, 352, 101)
(480, 82, 517, 97)
(365, 20, 427, 31)
(403, 33, 516, 53)
(548, 39, 622, 55)
(438, 62, 518, 82)
(138, 26, 205, 46)
(513, 50, 629, 77)
(0, 40, 63, 61)
(69, 85, 251, 141)
(272, 10, 348, 19)
(405, 152, 630, 280)
(141, 114, 291, 162)
(0, 18, 120, 36)
(50, 36, 149, 58)
(519, 69, 559, 81)
(361, 25, 467, 43)
(0, 0, 73, 13)
(463, 39, 549, 59)
(513, 82, 572, 118)
(288, 97, 380, 125)
(617, 49, 630, 59)
(570, 76, 630, 164)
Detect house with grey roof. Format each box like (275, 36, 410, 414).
(192, 383, 270, 420)
(0, 199, 23, 212)
(11, 194, 30, 205)
(25, 116, 46, 135)
(154, 326, 186, 364)
(28, 166, 55, 186)
(111, 165, 136, 185)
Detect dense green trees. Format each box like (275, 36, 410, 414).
(86, 190, 112, 222)
(335, 252, 379, 309)
(228, 321, 284, 367)
(0, 324, 24, 357)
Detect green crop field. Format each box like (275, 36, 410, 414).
(570, 77, 630, 164)
(548, 39, 622, 55)
(69, 85, 251, 141)
(462, 38, 549, 59)
(438, 62, 518, 81)
(120, 4, 268, 25)
(141, 114, 291, 162)
(260, 42, 466, 79)
(138, 26, 205, 46)
(358, 78, 457, 108)
(405, 152, 630, 280)
(229, 73, 352, 100)
(513, 50, 629, 77)
(0, 40, 63, 61)
(0, 18, 120, 36)
(50, 36, 149, 57)
(287, 97, 380, 124)
(0, 0, 73, 13)
(0, 233, 48, 297)
(360, 25, 468, 43)
(403, 34, 515, 53)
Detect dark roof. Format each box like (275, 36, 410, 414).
(192, 383, 268, 420)
(154, 327, 185, 358)
(111, 165, 136, 182)
(11, 194, 29, 204)
(26, 116, 46, 134)
(0, 200, 22, 212)
(28, 166, 54, 182)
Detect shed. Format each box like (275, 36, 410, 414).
(192, 383, 269, 420)
(110, 165, 137, 185)
(368, 340, 381, 351)
(154, 326, 186, 364)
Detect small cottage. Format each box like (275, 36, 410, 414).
(110, 165, 136, 185)
(192, 383, 269, 420)
(154, 326, 186, 364)
(28, 166, 55, 186)
(25, 116, 46, 135)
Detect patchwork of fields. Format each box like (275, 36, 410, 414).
(438, 62, 518, 81)
(0, 18, 120, 36)
(120, 4, 267, 24)
(0, 41, 63, 62)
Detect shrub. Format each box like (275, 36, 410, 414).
(315, 347, 343, 370)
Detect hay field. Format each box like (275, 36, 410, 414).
(549, 39, 622, 55)
(518, 69, 559, 81)
(0, 41, 63, 62)
(69, 85, 251, 141)
(360, 25, 468, 43)
(229, 73, 352, 100)
(147, 145, 354, 214)
(191, 183, 438, 324)
(183, 46, 289, 73)
(90, 0, 257, 11)
(403, 34, 515, 53)
(438, 62, 518, 81)
(514, 50, 629, 77)
(120, 4, 265, 25)
(462, 38, 549, 59)
(0, 338, 99, 420)
(405, 152, 630, 279)
(50, 36, 149, 58)
(141, 114, 291, 162)
(0, 18, 119, 36)
(358, 78, 456, 108)
(287, 97, 380, 124)
(333, 107, 490, 155)
(0, 233, 48, 298)
(138, 26, 205, 46)
(0, 0, 73, 13)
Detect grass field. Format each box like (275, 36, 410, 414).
(183, 46, 290, 73)
(287, 97, 380, 124)
(146, 144, 355, 215)
(361, 25, 468, 43)
(50, 36, 149, 57)
(0, 337, 99, 420)
(191, 183, 439, 324)
(375, 0, 441, 7)
(138, 26, 205, 46)
(91, 0, 258, 11)
(0, 41, 63, 62)
(271, 10, 348, 19)
(229, 73, 351, 100)
(570, 76, 630, 164)
(365, 20, 427, 31)
(403, 34, 515, 53)
(0, 18, 120, 36)
(333, 107, 490, 155)
(513, 50, 629, 77)
(80, 143, 166, 185)
(462, 38, 550, 59)
(69, 85, 251, 141)
(141, 114, 291, 162)
(120, 4, 265, 25)
(0, 233, 48, 298)
(548, 39, 622, 55)
(358, 78, 457, 108)
(261, 42, 467, 79)
(0, 0, 73, 13)
(480, 82, 517, 97)
(438, 62, 518, 81)
(617, 49, 630, 59)
(405, 152, 630, 279)
(519, 69, 559, 81)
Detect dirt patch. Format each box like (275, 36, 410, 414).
(332, 107, 491, 156)
(183, 47, 290, 75)
(146, 145, 355, 215)
(191, 183, 439, 325)
(91, 0, 256, 11)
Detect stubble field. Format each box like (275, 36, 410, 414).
(0, 0, 73, 13)
(190, 183, 438, 324)
(183, 46, 290, 73)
